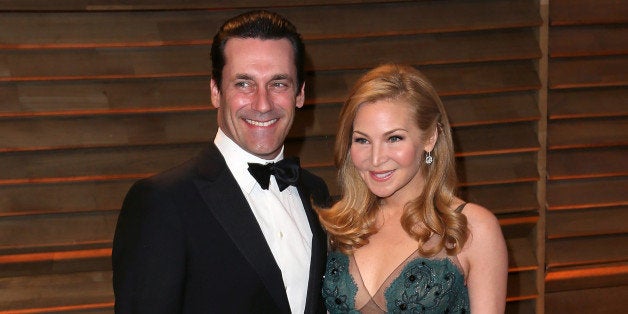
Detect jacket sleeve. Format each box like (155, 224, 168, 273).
(112, 179, 186, 313)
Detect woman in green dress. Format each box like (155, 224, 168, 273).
(317, 64, 508, 313)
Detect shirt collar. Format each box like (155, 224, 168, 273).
(214, 128, 284, 194)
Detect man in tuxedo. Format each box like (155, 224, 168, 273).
(112, 10, 330, 313)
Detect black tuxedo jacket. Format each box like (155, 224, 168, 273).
(112, 143, 330, 313)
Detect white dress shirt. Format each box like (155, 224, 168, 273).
(214, 129, 312, 313)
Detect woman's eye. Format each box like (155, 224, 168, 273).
(389, 135, 403, 142)
(353, 137, 368, 144)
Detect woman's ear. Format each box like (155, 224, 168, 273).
(424, 125, 439, 153)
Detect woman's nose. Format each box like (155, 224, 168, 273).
(371, 143, 387, 166)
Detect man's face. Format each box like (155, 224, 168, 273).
(211, 38, 304, 160)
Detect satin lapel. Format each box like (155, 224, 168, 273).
(192, 145, 291, 313)
(297, 182, 327, 313)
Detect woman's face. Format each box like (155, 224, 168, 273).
(350, 99, 429, 205)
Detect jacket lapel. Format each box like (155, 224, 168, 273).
(192, 144, 291, 313)
(298, 177, 327, 314)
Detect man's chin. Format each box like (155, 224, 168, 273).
(246, 143, 283, 160)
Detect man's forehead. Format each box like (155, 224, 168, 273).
(222, 38, 296, 79)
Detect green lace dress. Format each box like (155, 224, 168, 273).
(322, 243, 470, 313)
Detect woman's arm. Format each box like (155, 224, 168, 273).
(460, 203, 509, 313)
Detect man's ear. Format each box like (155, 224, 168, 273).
(424, 125, 439, 152)
(295, 82, 305, 109)
(210, 78, 221, 109)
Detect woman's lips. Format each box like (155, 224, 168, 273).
(370, 170, 394, 181)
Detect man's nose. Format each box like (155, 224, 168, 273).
(251, 86, 272, 113)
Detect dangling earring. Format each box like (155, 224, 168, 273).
(425, 151, 433, 165)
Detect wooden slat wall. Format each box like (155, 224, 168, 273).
(545, 0, 628, 313)
(0, 0, 548, 312)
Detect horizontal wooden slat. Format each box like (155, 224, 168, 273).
(444, 91, 539, 126)
(0, 1, 541, 47)
(0, 11, 215, 49)
(546, 261, 628, 292)
(547, 206, 628, 239)
(545, 285, 628, 314)
(546, 233, 628, 268)
(0, 77, 211, 116)
(505, 299, 535, 314)
(0, 46, 210, 82)
(549, 0, 628, 26)
(507, 270, 538, 302)
(0, 0, 396, 11)
(0, 179, 135, 217)
(0, 144, 201, 182)
(307, 28, 541, 70)
(0, 111, 216, 151)
(417, 61, 541, 96)
(549, 55, 628, 89)
(499, 213, 538, 239)
(459, 182, 539, 215)
(0, 270, 113, 313)
(548, 116, 628, 149)
(507, 237, 538, 272)
(550, 25, 628, 57)
(0, 248, 111, 278)
(548, 147, 628, 179)
(549, 87, 628, 119)
(0, 211, 117, 252)
(547, 176, 628, 210)
(304, 62, 540, 103)
(1, 304, 113, 314)
(453, 122, 539, 156)
(458, 152, 539, 186)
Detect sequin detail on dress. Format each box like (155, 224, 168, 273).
(322, 251, 470, 313)
(322, 252, 360, 313)
(384, 258, 469, 313)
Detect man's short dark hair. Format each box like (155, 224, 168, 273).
(211, 10, 305, 93)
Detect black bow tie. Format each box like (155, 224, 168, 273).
(247, 157, 301, 192)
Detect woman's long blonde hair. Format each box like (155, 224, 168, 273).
(317, 64, 468, 256)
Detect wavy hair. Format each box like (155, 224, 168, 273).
(317, 64, 467, 256)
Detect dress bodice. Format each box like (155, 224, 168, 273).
(322, 250, 470, 313)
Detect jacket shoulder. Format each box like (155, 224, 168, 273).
(300, 168, 332, 208)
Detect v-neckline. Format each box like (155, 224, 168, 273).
(352, 248, 420, 299)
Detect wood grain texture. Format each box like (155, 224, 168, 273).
(0, 0, 550, 311)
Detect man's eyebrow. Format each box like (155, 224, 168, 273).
(234, 73, 253, 80)
(271, 74, 292, 81)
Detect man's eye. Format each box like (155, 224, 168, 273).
(270, 82, 289, 89)
(236, 81, 251, 88)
